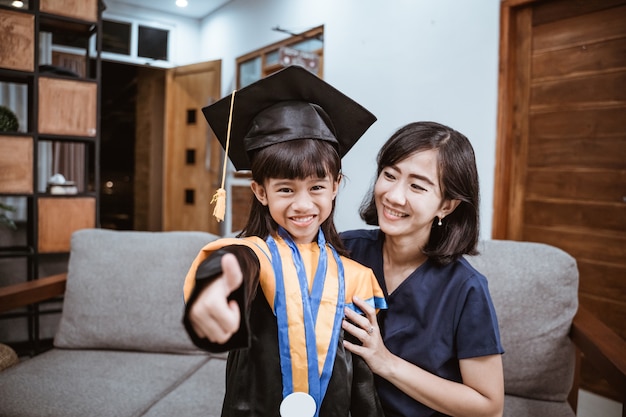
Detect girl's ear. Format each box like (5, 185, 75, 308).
(332, 174, 342, 199)
(250, 181, 268, 206)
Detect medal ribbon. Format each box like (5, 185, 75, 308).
(266, 228, 345, 416)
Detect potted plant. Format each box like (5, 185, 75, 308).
(0, 202, 17, 230)
(0, 105, 19, 132)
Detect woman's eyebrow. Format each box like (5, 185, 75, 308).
(409, 173, 436, 186)
(389, 164, 436, 187)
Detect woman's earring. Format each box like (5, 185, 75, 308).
(438, 217, 443, 226)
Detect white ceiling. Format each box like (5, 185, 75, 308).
(105, 0, 232, 19)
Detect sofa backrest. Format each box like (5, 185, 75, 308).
(54, 229, 219, 354)
(465, 240, 579, 402)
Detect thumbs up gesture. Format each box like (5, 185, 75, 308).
(189, 253, 243, 344)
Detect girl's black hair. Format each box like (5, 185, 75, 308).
(237, 139, 347, 256)
(359, 121, 480, 265)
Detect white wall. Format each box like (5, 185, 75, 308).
(104, 0, 502, 238)
(198, 0, 501, 238)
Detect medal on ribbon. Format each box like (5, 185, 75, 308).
(266, 228, 345, 417)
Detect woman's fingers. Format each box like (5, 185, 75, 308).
(343, 298, 377, 342)
(353, 295, 377, 322)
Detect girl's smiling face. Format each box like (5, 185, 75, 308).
(251, 174, 339, 244)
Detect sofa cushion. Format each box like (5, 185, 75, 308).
(465, 240, 578, 402)
(503, 394, 575, 417)
(0, 349, 212, 417)
(54, 229, 218, 353)
(142, 356, 227, 417)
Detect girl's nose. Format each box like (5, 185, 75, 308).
(292, 191, 314, 210)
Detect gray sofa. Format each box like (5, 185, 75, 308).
(0, 229, 225, 417)
(0, 229, 624, 417)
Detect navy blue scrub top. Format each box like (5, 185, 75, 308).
(341, 229, 504, 417)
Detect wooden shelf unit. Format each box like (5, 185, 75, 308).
(0, 0, 102, 356)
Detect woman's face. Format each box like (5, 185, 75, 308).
(374, 149, 452, 244)
(251, 174, 339, 244)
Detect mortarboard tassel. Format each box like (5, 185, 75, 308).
(211, 187, 226, 222)
(211, 89, 236, 222)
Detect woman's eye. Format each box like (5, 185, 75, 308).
(411, 184, 426, 192)
(383, 171, 395, 180)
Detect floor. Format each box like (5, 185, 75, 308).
(577, 389, 622, 417)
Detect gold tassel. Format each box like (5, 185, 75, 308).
(211, 188, 226, 222)
(211, 90, 236, 222)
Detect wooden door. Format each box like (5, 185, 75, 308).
(163, 60, 222, 234)
(494, 0, 626, 400)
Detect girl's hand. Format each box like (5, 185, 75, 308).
(188, 253, 243, 344)
(342, 296, 391, 375)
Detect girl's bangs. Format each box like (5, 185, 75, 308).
(255, 140, 340, 180)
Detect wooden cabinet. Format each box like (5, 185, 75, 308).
(0, 0, 101, 355)
(38, 197, 96, 253)
(0, 136, 33, 194)
(38, 77, 97, 137)
(40, 0, 98, 21)
(0, 9, 35, 72)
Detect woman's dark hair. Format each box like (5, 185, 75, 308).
(237, 139, 347, 255)
(359, 121, 480, 265)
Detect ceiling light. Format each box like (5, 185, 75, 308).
(175, 0, 188, 7)
(12, 0, 25, 8)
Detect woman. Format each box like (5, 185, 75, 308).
(341, 121, 504, 417)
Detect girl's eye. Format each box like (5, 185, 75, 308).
(311, 185, 325, 191)
(411, 183, 427, 192)
(383, 171, 395, 180)
(277, 187, 292, 193)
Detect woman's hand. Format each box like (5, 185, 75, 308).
(188, 253, 243, 344)
(342, 296, 392, 375)
(344, 298, 504, 417)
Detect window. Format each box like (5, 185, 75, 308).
(103, 20, 131, 55)
(138, 26, 168, 61)
(236, 25, 324, 89)
(98, 17, 171, 66)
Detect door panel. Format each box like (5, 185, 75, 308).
(163, 60, 222, 234)
(495, 0, 626, 400)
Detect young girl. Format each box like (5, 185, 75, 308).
(183, 66, 387, 417)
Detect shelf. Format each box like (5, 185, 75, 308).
(0, 0, 100, 355)
(36, 192, 98, 198)
(0, 247, 34, 258)
(39, 14, 97, 35)
(0, 68, 34, 83)
(37, 134, 97, 143)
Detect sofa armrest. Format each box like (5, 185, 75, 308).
(570, 305, 626, 415)
(0, 273, 67, 314)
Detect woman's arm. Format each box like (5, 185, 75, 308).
(343, 297, 504, 417)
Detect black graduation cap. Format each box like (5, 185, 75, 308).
(202, 65, 377, 171)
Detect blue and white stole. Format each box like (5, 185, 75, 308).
(265, 227, 345, 417)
